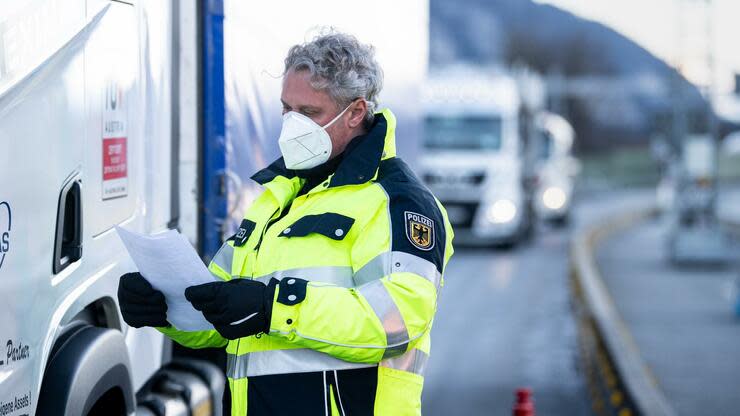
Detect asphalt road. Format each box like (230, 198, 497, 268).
(420, 189, 655, 415)
(421, 215, 592, 415)
(419, 185, 739, 415)
(595, 186, 740, 416)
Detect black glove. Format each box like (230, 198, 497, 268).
(185, 278, 277, 340)
(118, 272, 169, 328)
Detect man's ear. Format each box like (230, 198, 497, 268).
(347, 99, 368, 129)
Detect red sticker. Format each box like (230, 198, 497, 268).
(102, 137, 127, 180)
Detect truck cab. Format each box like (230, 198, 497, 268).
(419, 68, 535, 246)
(0, 1, 223, 414)
(532, 111, 578, 225)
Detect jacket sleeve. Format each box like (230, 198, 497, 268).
(267, 186, 454, 363)
(155, 240, 235, 349)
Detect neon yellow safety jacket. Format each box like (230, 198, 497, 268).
(159, 109, 454, 415)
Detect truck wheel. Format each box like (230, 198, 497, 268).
(37, 325, 134, 416)
(136, 359, 226, 416)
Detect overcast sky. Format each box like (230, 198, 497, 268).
(534, 0, 740, 93)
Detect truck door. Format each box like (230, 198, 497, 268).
(0, 0, 88, 411)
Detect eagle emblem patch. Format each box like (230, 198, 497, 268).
(405, 211, 434, 251)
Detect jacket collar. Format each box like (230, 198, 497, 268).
(250, 108, 397, 188)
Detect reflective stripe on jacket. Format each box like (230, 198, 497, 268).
(159, 108, 454, 415)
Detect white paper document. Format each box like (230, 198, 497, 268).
(115, 226, 217, 331)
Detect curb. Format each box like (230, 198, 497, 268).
(570, 205, 677, 416)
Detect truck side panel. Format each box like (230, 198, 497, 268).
(0, 1, 88, 409)
(0, 1, 182, 411)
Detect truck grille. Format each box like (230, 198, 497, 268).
(441, 201, 478, 229)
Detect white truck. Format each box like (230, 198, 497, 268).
(419, 67, 540, 246)
(0, 1, 224, 414)
(532, 111, 578, 225)
(0, 0, 429, 414)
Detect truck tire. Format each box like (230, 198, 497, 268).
(37, 325, 134, 416)
(136, 359, 226, 416)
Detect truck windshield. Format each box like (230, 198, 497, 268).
(423, 116, 502, 150)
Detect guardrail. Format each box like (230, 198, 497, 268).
(570, 205, 677, 416)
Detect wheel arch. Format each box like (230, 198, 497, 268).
(36, 324, 135, 416)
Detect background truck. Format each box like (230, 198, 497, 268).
(0, 0, 428, 414)
(532, 111, 578, 225)
(419, 66, 544, 246)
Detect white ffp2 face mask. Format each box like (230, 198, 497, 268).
(277, 103, 352, 170)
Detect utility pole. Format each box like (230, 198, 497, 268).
(668, 0, 731, 265)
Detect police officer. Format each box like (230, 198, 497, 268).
(118, 31, 454, 415)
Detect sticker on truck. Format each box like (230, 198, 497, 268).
(0, 390, 31, 416)
(0, 338, 31, 416)
(102, 82, 128, 200)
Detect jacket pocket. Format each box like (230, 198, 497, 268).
(279, 212, 355, 241)
(374, 366, 423, 415)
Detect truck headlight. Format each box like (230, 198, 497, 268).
(543, 187, 567, 210)
(487, 199, 517, 224)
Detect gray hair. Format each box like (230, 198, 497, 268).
(284, 30, 384, 127)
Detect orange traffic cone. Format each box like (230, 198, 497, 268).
(513, 388, 535, 416)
